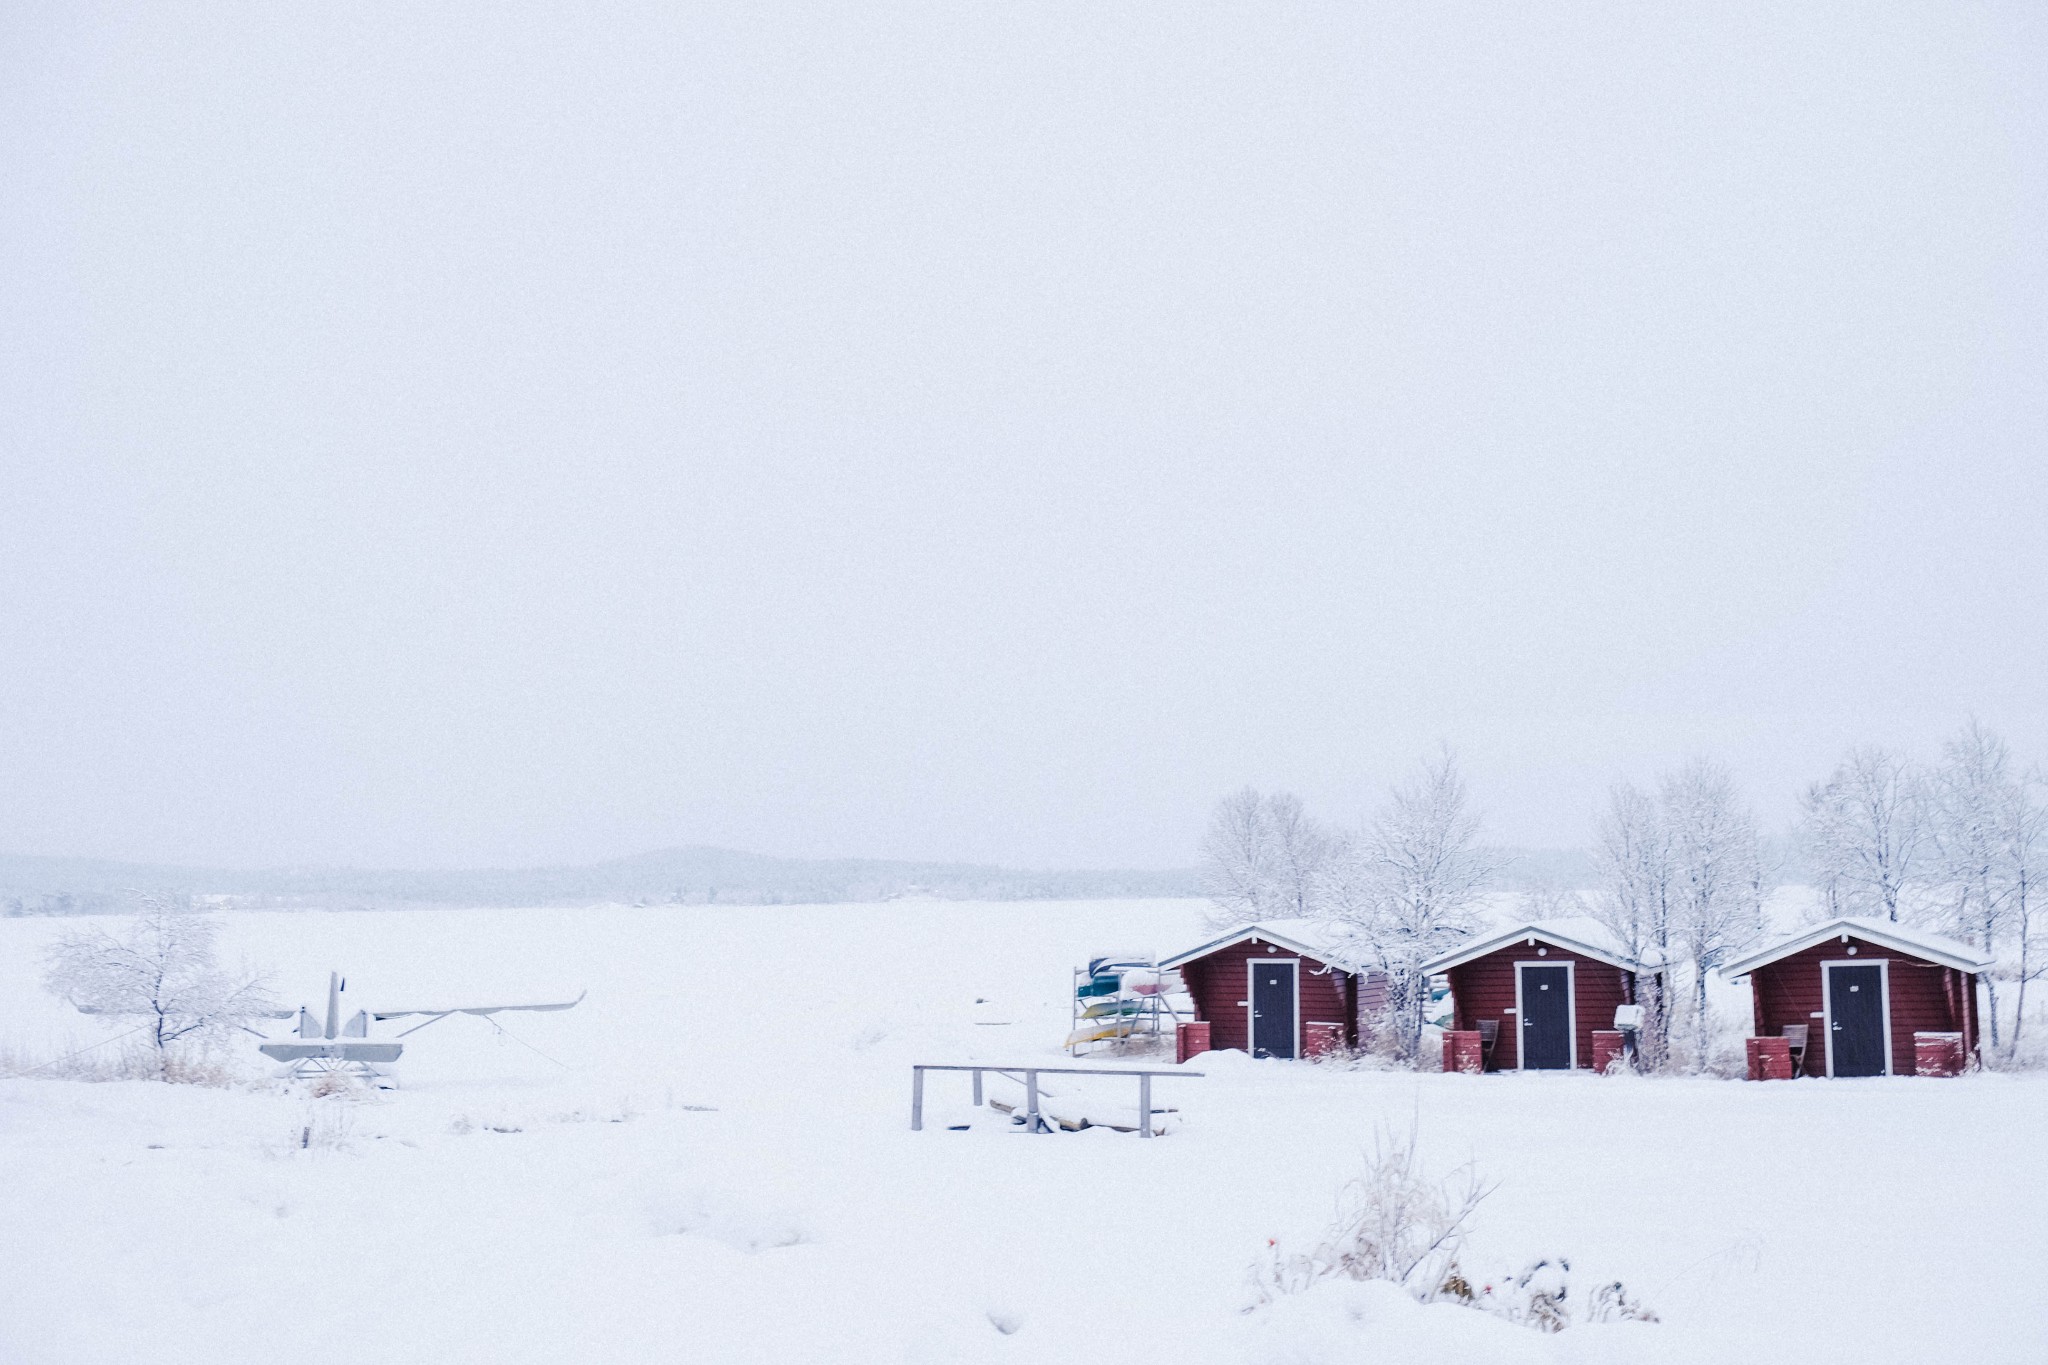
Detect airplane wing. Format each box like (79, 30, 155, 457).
(369, 990, 585, 1021)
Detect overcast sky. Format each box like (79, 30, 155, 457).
(2, 3, 2043, 872)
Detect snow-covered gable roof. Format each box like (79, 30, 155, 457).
(1158, 920, 1373, 974)
(1417, 918, 1650, 976)
(1720, 917, 1995, 978)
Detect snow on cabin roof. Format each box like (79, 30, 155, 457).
(1158, 920, 1374, 973)
(1719, 917, 1995, 978)
(1416, 918, 1653, 976)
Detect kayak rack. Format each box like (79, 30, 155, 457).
(909, 1064, 1202, 1138)
(1068, 955, 1188, 1056)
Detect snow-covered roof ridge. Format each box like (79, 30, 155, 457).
(1417, 918, 1654, 975)
(1720, 916, 1996, 978)
(1158, 919, 1373, 972)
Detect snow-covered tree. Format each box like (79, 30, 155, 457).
(1924, 722, 2019, 1054)
(1589, 781, 1675, 1069)
(41, 893, 276, 1078)
(1199, 787, 1336, 924)
(1328, 748, 1499, 1063)
(1199, 787, 1281, 925)
(1920, 722, 2048, 1060)
(1797, 746, 1925, 923)
(1659, 760, 1766, 1060)
(1266, 790, 1338, 919)
(1995, 769, 2046, 1056)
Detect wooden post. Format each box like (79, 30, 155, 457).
(972, 1068, 983, 1106)
(1025, 1069, 1041, 1133)
(911, 1066, 925, 1130)
(1138, 1072, 1152, 1139)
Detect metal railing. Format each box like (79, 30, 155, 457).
(909, 1063, 1202, 1138)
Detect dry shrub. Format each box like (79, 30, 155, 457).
(289, 1096, 359, 1154)
(306, 1070, 359, 1100)
(1437, 1258, 1660, 1330)
(1585, 1277, 1661, 1324)
(1250, 1125, 1658, 1333)
(0, 1040, 143, 1081)
(1661, 1000, 1750, 1078)
(158, 1053, 232, 1088)
(1250, 1121, 1491, 1306)
(1, 1038, 230, 1085)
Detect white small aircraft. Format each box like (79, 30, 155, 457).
(258, 971, 584, 1084)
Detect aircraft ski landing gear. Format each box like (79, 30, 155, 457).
(274, 1055, 398, 1089)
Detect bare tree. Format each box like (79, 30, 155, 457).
(1199, 787, 1281, 925)
(41, 893, 276, 1078)
(1590, 781, 1675, 1069)
(1797, 746, 1925, 923)
(1329, 748, 1499, 1062)
(1660, 759, 1765, 1059)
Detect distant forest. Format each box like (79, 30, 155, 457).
(0, 846, 1198, 914)
(0, 844, 1590, 915)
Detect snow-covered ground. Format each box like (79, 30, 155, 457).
(3, 899, 2043, 1364)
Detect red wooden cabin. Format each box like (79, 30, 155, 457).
(1421, 921, 1650, 1072)
(1721, 918, 1992, 1077)
(1160, 922, 1372, 1060)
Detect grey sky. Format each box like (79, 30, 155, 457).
(3, 3, 2043, 871)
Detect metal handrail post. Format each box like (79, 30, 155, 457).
(907, 1064, 1203, 1135)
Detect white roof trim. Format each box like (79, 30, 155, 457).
(1418, 922, 1646, 976)
(1721, 918, 1995, 978)
(1159, 924, 1362, 973)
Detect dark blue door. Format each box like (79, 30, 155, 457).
(1251, 961, 1296, 1059)
(1828, 964, 1887, 1076)
(1519, 964, 1572, 1069)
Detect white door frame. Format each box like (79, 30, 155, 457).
(1513, 959, 1577, 1071)
(1246, 956, 1301, 1060)
(1821, 958, 1893, 1077)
